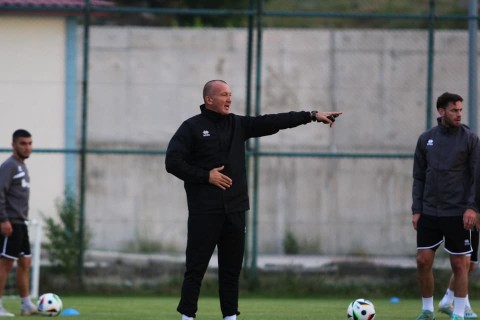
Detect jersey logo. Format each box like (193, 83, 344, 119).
(426, 139, 433, 146)
(13, 167, 25, 179)
(13, 166, 29, 188)
(203, 130, 210, 137)
(21, 179, 30, 189)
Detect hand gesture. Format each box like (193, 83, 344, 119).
(209, 166, 233, 190)
(314, 111, 343, 127)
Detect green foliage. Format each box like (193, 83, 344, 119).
(43, 193, 89, 277)
(124, 239, 163, 253)
(98, 0, 471, 29)
(101, 0, 252, 27)
(283, 231, 299, 255)
(263, 0, 470, 29)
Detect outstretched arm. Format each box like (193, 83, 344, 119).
(311, 111, 343, 127)
(242, 110, 344, 139)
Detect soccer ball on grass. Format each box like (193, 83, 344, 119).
(37, 293, 63, 317)
(347, 298, 376, 320)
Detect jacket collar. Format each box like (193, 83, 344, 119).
(437, 117, 460, 134)
(200, 104, 227, 122)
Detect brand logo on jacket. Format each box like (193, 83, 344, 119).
(203, 130, 210, 137)
(13, 171, 25, 179)
(427, 139, 433, 146)
(13, 166, 29, 189)
(21, 179, 30, 189)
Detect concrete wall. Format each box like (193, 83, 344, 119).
(1, 21, 477, 256)
(82, 26, 479, 256)
(0, 16, 66, 224)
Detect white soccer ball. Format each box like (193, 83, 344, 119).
(37, 293, 63, 317)
(347, 298, 376, 320)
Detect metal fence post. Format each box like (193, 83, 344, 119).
(78, 0, 91, 285)
(468, 0, 478, 132)
(426, 0, 435, 130)
(250, 0, 264, 282)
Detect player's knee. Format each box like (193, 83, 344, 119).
(451, 259, 468, 274)
(17, 257, 31, 270)
(0, 259, 15, 273)
(416, 253, 434, 270)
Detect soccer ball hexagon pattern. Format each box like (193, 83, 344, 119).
(37, 293, 63, 317)
(347, 298, 376, 320)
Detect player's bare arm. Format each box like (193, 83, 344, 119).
(209, 165, 232, 190)
(0, 220, 12, 237)
(412, 212, 421, 230)
(463, 208, 477, 229)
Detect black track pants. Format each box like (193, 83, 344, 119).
(177, 211, 245, 318)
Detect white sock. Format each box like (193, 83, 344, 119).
(224, 315, 237, 320)
(20, 296, 32, 306)
(466, 294, 471, 308)
(182, 315, 194, 320)
(422, 297, 434, 312)
(440, 288, 454, 305)
(453, 297, 466, 316)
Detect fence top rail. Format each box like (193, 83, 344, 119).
(0, 148, 413, 159)
(0, 4, 255, 16)
(263, 11, 480, 21)
(0, 4, 478, 21)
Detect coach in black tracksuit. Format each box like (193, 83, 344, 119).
(165, 79, 342, 320)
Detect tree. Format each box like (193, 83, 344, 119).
(91, 0, 470, 29)
(95, 0, 252, 27)
(43, 193, 90, 280)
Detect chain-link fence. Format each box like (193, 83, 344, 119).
(0, 0, 478, 275)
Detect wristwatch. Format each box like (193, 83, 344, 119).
(310, 111, 318, 122)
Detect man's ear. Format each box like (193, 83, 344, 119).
(438, 107, 445, 117)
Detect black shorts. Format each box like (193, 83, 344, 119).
(0, 223, 31, 260)
(470, 229, 479, 262)
(417, 214, 472, 255)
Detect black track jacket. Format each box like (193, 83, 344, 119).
(412, 117, 480, 217)
(165, 104, 312, 214)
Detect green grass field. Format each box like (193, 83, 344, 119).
(1, 295, 463, 319)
